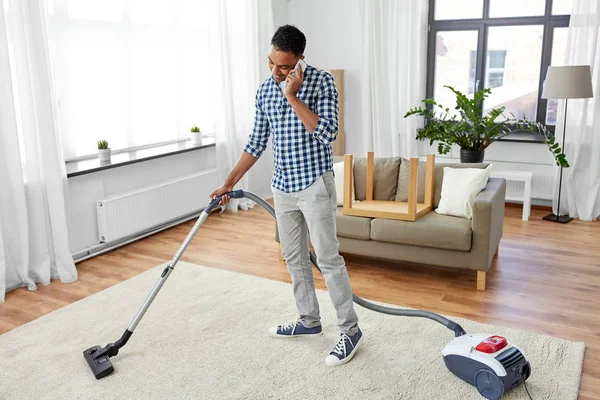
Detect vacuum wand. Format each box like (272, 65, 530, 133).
(83, 190, 245, 379)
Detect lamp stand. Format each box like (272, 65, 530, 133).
(543, 98, 573, 223)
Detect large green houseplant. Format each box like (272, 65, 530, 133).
(404, 86, 569, 167)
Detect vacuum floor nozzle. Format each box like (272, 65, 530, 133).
(83, 330, 132, 379)
(83, 345, 115, 379)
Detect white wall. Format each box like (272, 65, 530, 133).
(282, 0, 555, 203)
(272, 0, 289, 30)
(66, 147, 215, 253)
(278, 0, 364, 156)
(66, 145, 274, 255)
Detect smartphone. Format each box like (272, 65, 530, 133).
(281, 59, 306, 93)
(295, 59, 307, 73)
(289, 59, 307, 79)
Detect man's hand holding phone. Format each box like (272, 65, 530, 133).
(285, 59, 306, 100)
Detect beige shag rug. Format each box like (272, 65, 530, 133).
(0, 263, 584, 399)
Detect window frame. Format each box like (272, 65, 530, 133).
(426, 0, 570, 142)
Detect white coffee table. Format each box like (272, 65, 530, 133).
(490, 170, 533, 221)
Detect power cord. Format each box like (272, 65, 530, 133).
(522, 373, 534, 400)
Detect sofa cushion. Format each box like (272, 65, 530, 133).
(353, 157, 401, 201)
(370, 212, 473, 251)
(395, 158, 428, 203)
(436, 165, 492, 219)
(336, 208, 371, 240)
(395, 160, 490, 208)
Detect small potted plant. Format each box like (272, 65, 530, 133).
(97, 140, 111, 162)
(404, 86, 569, 167)
(190, 126, 202, 146)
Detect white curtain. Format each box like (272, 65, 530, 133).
(0, 0, 77, 303)
(45, 0, 217, 158)
(359, 0, 428, 158)
(209, 0, 274, 211)
(556, 0, 600, 221)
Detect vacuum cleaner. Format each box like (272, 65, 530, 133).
(83, 190, 531, 400)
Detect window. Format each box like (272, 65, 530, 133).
(427, 0, 572, 141)
(45, 1, 217, 158)
(486, 50, 507, 89)
(469, 50, 506, 93)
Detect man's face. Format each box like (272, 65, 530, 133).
(268, 47, 303, 83)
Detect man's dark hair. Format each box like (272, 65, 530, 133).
(271, 25, 306, 57)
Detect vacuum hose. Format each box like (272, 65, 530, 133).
(207, 190, 467, 338)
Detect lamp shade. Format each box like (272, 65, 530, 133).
(541, 65, 594, 99)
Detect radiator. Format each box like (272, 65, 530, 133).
(97, 169, 218, 243)
(490, 162, 555, 201)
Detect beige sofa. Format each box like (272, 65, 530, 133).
(275, 156, 506, 290)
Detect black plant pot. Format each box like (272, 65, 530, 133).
(460, 149, 485, 163)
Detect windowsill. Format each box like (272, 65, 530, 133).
(66, 138, 216, 178)
(498, 132, 545, 143)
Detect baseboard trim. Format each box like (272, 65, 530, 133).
(505, 202, 552, 211)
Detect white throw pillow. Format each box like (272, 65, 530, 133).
(333, 161, 356, 206)
(436, 165, 493, 219)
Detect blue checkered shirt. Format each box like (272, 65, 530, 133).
(243, 65, 339, 193)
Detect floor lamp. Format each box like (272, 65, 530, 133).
(541, 65, 594, 223)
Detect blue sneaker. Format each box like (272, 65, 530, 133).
(269, 321, 323, 338)
(325, 328, 363, 366)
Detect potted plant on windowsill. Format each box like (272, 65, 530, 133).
(97, 140, 111, 162)
(404, 86, 569, 167)
(190, 126, 202, 146)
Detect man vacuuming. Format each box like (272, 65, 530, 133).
(210, 25, 362, 366)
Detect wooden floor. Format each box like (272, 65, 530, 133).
(1, 204, 599, 399)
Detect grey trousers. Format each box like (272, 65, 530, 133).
(272, 170, 359, 336)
